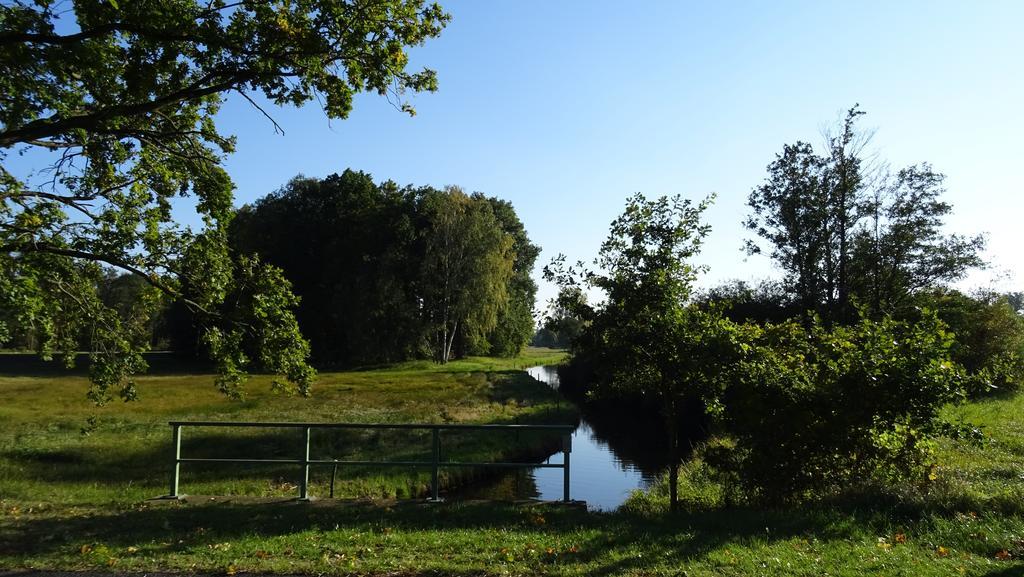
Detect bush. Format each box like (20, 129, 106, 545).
(719, 312, 966, 502)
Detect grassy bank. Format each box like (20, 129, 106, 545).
(0, 347, 572, 505)
(2, 349, 1024, 575)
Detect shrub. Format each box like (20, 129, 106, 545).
(719, 312, 966, 502)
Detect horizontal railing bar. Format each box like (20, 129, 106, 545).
(429, 462, 566, 469)
(306, 460, 565, 469)
(178, 458, 565, 469)
(179, 458, 303, 464)
(168, 420, 574, 431)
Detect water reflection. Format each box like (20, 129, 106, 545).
(451, 365, 665, 510)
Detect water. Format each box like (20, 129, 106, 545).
(452, 365, 663, 510)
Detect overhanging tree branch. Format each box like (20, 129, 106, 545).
(1, 240, 218, 318)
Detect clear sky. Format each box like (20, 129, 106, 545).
(211, 1, 1022, 311)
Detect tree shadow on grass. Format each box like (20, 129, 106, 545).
(486, 370, 570, 406)
(0, 499, 863, 571)
(5, 495, 1021, 575)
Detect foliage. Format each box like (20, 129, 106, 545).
(546, 192, 749, 509)
(745, 139, 835, 319)
(96, 271, 169, 349)
(201, 255, 316, 398)
(231, 171, 424, 364)
(909, 288, 1024, 396)
(722, 311, 966, 502)
(1, 0, 450, 400)
(695, 278, 798, 324)
(421, 187, 513, 362)
(481, 195, 540, 358)
(231, 173, 531, 365)
(745, 106, 984, 322)
(850, 165, 987, 315)
(533, 286, 586, 349)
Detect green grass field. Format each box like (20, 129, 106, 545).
(0, 347, 573, 505)
(2, 348, 1024, 576)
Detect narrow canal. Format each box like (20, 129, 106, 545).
(455, 365, 665, 510)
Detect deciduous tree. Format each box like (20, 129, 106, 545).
(421, 187, 512, 363)
(481, 195, 540, 357)
(850, 164, 986, 315)
(745, 106, 984, 323)
(546, 193, 748, 511)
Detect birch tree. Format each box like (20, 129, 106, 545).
(421, 188, 512, 363)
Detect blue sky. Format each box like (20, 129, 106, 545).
(162, 2, 1024, 309)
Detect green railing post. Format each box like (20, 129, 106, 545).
(170, 423, 182, 498)
(430, 427, 440, 501)
(299, 426, 311, 500)
(562, 432, 572, 502)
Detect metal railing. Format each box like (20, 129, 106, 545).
(166, 421, 575, 501)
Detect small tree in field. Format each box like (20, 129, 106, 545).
(546, 193, 747, 511)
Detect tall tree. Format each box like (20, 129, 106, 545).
(0, 0, 449, 401)
(745, 106, 984, 322)
(230, 174, 535, 366)
(822, 105, 869, 320)
(744, 141, 832, 320)
(480, 195, 540, 357)
(421, 187, 512, 363)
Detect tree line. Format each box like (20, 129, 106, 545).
(225, 170, 539, 365)
(3, 170, 540, 368)
(18, 169, 528, 368)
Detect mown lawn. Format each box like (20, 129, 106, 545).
(2, 348, 1024, 576)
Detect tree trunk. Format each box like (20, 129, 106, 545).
(442, 320, 458, 363)
(666, 409, 679, 512)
